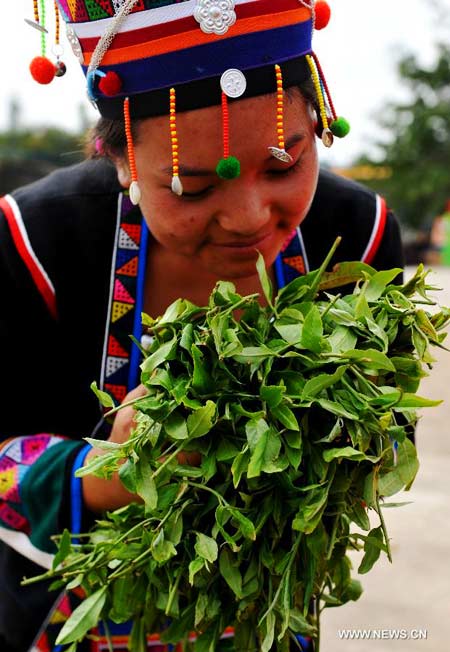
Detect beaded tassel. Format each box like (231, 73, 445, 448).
(170, 88, 183, 196)
(268, 64, 293, 163)
(311, 52, 350, 139)
(216, 92, 240, 180)
(29, 0, 63, 84)
(306, 53, 333, 147)
(124, 97, 141, 205)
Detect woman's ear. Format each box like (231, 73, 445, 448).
(113, 156, 132, 189)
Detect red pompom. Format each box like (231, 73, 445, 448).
(29, 56, 56, 85)
(315, 1, 331, 30)
(98, 71, 123, 97)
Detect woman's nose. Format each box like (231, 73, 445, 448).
(216, 186, 271, 234)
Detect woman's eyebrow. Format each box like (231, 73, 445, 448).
(161, 164, 215, 177)
(265, 133, 305, 162)
(160, 133, 305, 176)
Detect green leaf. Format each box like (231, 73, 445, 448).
(187, 401, 216, 438)
(302, 366, 347, 399)
(189, 557, 205, 585)
(365, 269, 403, 302)
(260, 610, 275, 652)
(246, 418, 270, 452)
(52, 529, 72, 570)
(301, 305, 323, 353)
(219, 548, 242, 598)
(90, 381, 115, 408)
(288, 609, 317, 636)
(256, 252, 273, 307)
(56, 587, 107, 645)
(227, 507, 256, 541)
(141, 337, 176, 374)
(194, 532, 218, 563)
(164, 410, 188, 440)
(358, 526, 384, 574)
(260, 384, 285, 408)
(191, 344, 212, 393)
(378, 438, 419, 496)
(270, 404, 299, 431)
(151, 530, 177, 563)
(343, 348, 396, 371)
(323, 446, 380, 463)
(135, 459, 158, 511)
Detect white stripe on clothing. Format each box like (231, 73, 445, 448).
(3, 194, 56, 297)
(73, 0, 261, 38)
(361, 194, 382, 262)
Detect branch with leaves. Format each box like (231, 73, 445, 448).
(26, 247, 449, 652)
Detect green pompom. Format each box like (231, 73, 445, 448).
(330, 116, 351, 138)
(216, 156, 241, 180)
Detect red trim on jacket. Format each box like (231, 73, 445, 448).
(0, 195, 57, 319)
(361, 195, 387, 265)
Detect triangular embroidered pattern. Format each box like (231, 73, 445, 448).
(119, 228, 140, 251)
(116, 255, 139, 277)
(106, 356, 128, 378)
(283, 255, 306, 275)
(112, 301, 134, 322)
(114, 279, 135, 304)
(108, 335, 129, 358)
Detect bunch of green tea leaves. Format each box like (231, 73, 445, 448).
(31, 246, 449, 652)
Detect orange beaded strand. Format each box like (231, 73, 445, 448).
(170, 87, 183, 196)
(33, 0, 40, 23)
(268, 64, 293, 163)
(123, 97, 141, 205)
(54, 0, 60, 46)
(275, 64, 285, 151)
(222, 91, 230, 160)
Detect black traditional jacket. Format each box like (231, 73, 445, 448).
(0, 160, 403, 651)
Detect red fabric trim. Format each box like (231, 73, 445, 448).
(0, 196, 57, 319)
(80, 0, 304, 52)
(364, 196, 387, 265)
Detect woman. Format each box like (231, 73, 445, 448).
(0, 1, 404, 650)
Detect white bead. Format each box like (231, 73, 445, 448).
(129, 181, 142, 205)
(171, 176, 184, 196)
(268, 147, 294, 163)
(220, 68, 247, 98)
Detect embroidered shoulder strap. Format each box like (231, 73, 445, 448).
(99, 192, 149, 404)
(275, 226, 309, 288)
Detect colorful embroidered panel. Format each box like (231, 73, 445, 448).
(0, 435, 65, 535)
(58, 0, 190, 23)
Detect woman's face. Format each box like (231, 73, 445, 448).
(117, 89, 319, 279)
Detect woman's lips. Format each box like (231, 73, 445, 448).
(210, 231, 274, 254)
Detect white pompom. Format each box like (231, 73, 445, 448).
(171, 175, 183, 196)
(129, 181, 141, 205)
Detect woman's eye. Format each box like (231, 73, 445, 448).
(180, 186, 214, 199)
(267, 160, 301, 177)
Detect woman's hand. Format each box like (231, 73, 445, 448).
(82, 385, 147, 513)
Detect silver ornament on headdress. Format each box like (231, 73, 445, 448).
(194, 0, 237, 36)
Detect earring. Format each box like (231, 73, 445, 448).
(124, 97, 141, 206)
(170, 87, 183, 196)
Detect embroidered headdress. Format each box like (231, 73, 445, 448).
(27, 0, 349, 202)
